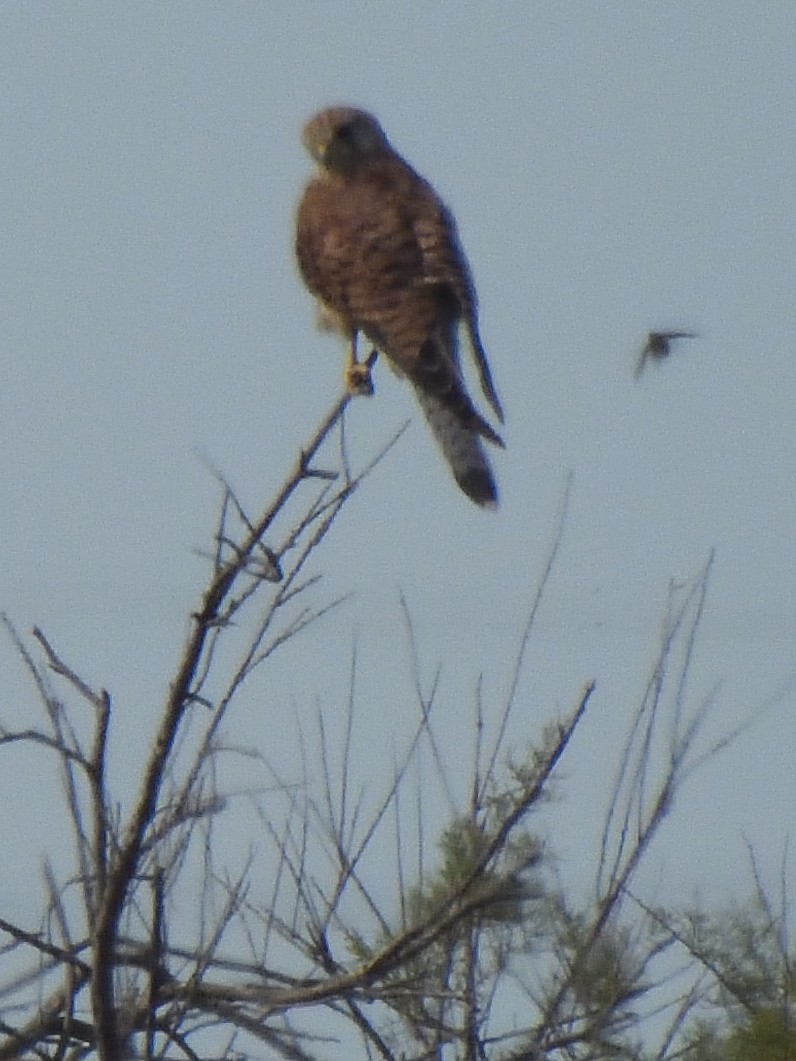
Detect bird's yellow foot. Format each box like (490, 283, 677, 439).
(345, 360, 375, 396)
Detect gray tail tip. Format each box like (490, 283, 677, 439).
(457, 468, 499, 509)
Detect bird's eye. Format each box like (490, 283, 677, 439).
(336, 122, 356, 143)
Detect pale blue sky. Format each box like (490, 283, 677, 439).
(1, 2, 794, 949)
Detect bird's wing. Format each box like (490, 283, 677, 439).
(410, 183, 504, 423)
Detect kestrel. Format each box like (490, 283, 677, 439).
(634, 331, 698, 379)
(296, 106, 504, 507)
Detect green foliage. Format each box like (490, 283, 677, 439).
(668, 887, 796, 1061)
(728, 1008, 796, 1060)
(366, 801, 661, 1059)
(685, 1008, 796, 1061)
(411, 815, 543, 926)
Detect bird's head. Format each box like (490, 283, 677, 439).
(301, 106, 389, 175)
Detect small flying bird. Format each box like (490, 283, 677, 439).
(635, 331, 698, 379)
(295, 106, 504, 508)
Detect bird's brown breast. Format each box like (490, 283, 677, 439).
(296, 169, 451, 369)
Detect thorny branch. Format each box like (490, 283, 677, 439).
(87, 386, 385, 1057)
(0, 387, 403, 1059)
(0, 398, 759, 1061)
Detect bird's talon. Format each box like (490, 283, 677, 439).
(346, 364, 374, 396)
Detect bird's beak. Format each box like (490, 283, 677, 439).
(301, 124, 324, 163)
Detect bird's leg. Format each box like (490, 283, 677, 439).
(345, 332, 375, 396)
(345, 333, 374, 395)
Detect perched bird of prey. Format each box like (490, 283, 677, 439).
(296, 106, 504, 508)
(635, 331, 698, 379)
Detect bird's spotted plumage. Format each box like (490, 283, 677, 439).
(296, 106, 503, 507)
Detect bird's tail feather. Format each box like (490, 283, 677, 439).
(412, 336, 504, 447)
(468, 328, 505, 424)
(413, 385, 500, 508)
